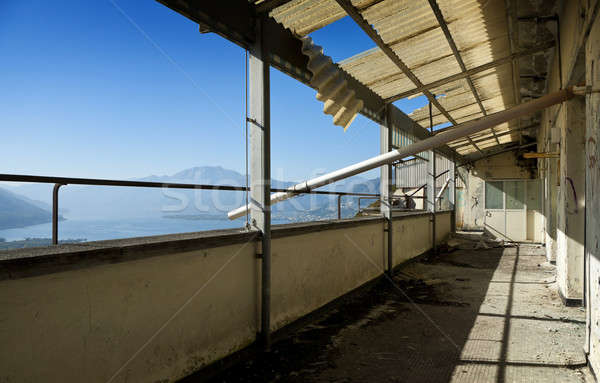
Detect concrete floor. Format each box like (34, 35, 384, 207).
(200, 244, 592, 383)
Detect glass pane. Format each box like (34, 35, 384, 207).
(505, 180, 525, 209)
(526, 180, 541, 211)
(485, 181, 503, 209)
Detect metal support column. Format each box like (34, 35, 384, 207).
(427, 102, 437, 254)
(449, 160, 456, 233)
(427, 151, 437, 253)
(249, 18, 271, 349)
(380, 105, 393, 275)
(52, 183, 63, 245)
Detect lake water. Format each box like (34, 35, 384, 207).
(0, 216, 275, 242)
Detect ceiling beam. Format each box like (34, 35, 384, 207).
(384, 40, 555, 103)
(426, 0, 500, 145)
(255, 0, 293, 14)
(458, 142, 537, 167)
(331, 0, 486, 153)
(505, 0, 524, 146)
(450, 124, 538, 149)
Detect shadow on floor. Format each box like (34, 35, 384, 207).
(184, 243, 588, 383)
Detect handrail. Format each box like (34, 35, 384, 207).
(0, 173, 391, 245)
(0, 173, 381, 197)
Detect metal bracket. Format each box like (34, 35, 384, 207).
(246, 117, 264, 129)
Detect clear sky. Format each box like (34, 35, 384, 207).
(1, 0, 430, 183)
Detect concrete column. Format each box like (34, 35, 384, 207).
(380, 105, 393, 274)
(545, 155, 558, 263)
(556, 98, 586, 304)
(427, 150, 436, 251)
(249, 20, 271, 347)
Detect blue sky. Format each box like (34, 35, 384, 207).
(1, 0, 430, 183)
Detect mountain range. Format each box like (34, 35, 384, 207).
(0, 187, 61, 230)
(1, 166, 380, 228)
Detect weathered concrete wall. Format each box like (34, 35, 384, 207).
(270, 221, 386, 330)
(585, 3, 600, 374)
(0, 212, 451, 382)
(456, 152, 533, 231)
(390, 213, 451, 266)
(535, 0, 600, 371)
(271, 212, 451, 329)
(537, 0, 592, 263)
(556, 97, 586, 301)
(0, 241, 260, 383)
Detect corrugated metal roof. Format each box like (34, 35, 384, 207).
(269, 0, 346, 36)
(395, 155, 458, 188)
(267, 0, 530, 155)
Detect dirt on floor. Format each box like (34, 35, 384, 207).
(188, 243, 591, 383)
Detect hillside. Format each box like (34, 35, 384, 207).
(0, 187, 54, 230)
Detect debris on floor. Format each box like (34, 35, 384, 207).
(446, 230, 508, 250)
(193, 245, 590, 383)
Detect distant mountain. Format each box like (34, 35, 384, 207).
(6, 166, 380, 222)
(0, 187, 55, 230)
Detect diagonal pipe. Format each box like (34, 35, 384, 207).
(228, 88, 574, 219)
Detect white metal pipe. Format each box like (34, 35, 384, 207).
(228, 88, 574, 220)
(436, 178, 451, 201)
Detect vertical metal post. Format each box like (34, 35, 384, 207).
(380, 104, 393, 275)
(449, 160, 456, 232)
(337, 194, 342, 219)
(427, 101, 437, 253)
(52, 183, 63, 245)
(249, 18, 271, 349)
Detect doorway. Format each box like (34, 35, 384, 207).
(484, 180, 527, 241)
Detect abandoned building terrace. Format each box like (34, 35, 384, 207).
(1, 0, 600, 382)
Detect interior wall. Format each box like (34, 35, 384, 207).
(585, 4, 600, 373)
(536, 0, 591, 297)
(0, 212, 451, 382)
(556, 97, 586, 301)
(456, 151, 534, 231)
(526, 179, 544, 243)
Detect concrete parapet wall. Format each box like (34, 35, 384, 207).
(0, 212, 451, 382)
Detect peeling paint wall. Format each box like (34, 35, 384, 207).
(556, 97, 586, 301)
(533, 0, 600, 372)
(535, 0, 592, 300)
(537, 0, 591, 264)
(0, 213, 451, 382)
(585, 5, 600, 374)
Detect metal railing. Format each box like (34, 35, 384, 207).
(0, 173, 403, 245)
